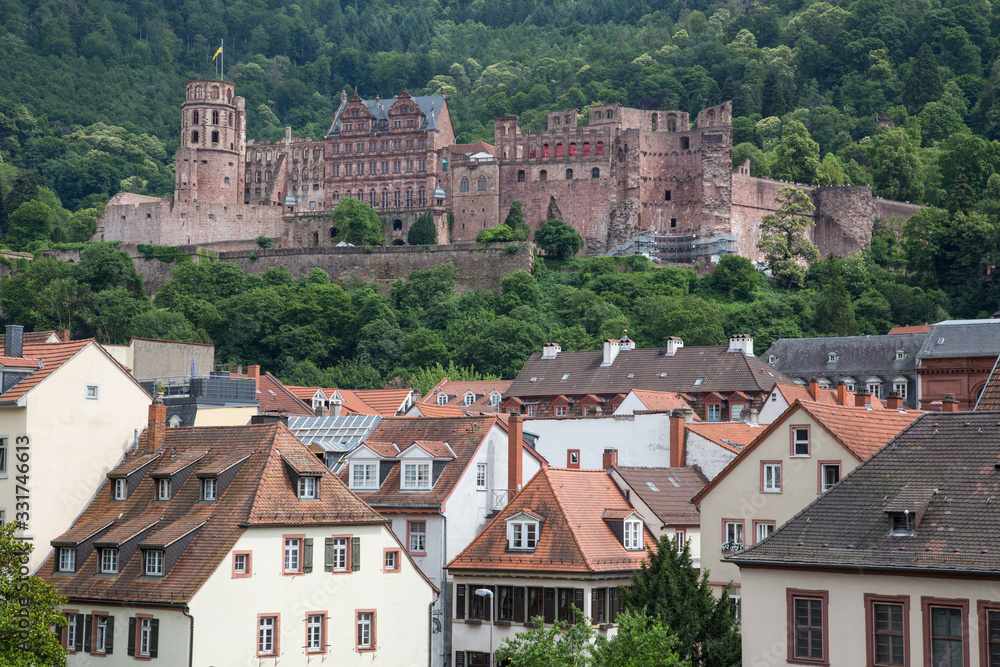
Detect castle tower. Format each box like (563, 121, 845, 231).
(174, 79, 245, 205)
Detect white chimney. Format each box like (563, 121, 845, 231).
(665, 337, 684, 356)
(602, 339, 621, 366)
(330, 400, 342, 417)
(728, 334, 754, 355)
(542, 343, 561, 359)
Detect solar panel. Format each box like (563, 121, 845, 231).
(286, 415, 382, 454)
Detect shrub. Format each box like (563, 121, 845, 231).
(256, 235, 273, 249)
(408, 213, 438, 245)
(506, 244, 519, 254)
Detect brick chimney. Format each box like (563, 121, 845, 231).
(248, 365, 261, 381)
(147, 400, 167, 452)
(670, 408, 694, 467)
(886, 392, 904, 410)
(837, 382, 848, 406)
(602, 449, 618, 470)
(942, 394, 959, 412)
(508, 414, 524, 492)
(855, 389, 872, 408)
(808, 379, 819, 401)
(61, 329, 70, 342)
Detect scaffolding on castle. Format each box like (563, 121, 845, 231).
(604, 231, 738, 263)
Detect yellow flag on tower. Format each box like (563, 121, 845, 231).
(212, 45, 223, 61)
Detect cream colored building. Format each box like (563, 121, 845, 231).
(0, 331, 151, 572)
(692, 399, 920, 595)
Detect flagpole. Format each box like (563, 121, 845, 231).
(221, 38, 224, 81)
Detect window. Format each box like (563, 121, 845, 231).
(892, 381, 907, 399)
(755, 521, 775, 544)
(477, 176, 487, 191)
(828, 353, 839, 363)
(113, 478, 126, 500)
(680, 136, 689, 150)
(306, 613, 326, 653)
(731, 403, 744, 420)
(592, 167, 600, 178)
(476, 463, 487, 489)
(464, 391, 477, 406)
(65, 613, 78, 651)
(144, 550, 164, 576)
(436, 392, 449, 405)
(526, 404, 537, 417)
(191, 130, 199, 143)
(59, 547, 76, 573)
(356, 611, 375, 651)
(408, 521, 426, 553)
(351, 463, 377, 489)
(257, 615, 278, 656)
(868, 381, 881, 398)
(624, 519, 643, 549)
(284, 537, 301, 573)
(762, 462, 782, 493)
(202, 477, 217, 501)
(402, 462, 431, 489)
(723, 520, 743, 550)
(233, 551, 251, 577)
(865, 595, 908, 667)
(384, 549, 399, 572)
(707, 403, 721, 421)
(792, 427, 810, 456)
(333, 537, 349, 571)
(86, 384, 99, 400)
(156, 478, 170, 501)
(137, 617, 154, 657)
(509, 521, 538, 550)
(980, 604, 1000, 667)
(539, 169, 547, 181)
(298, 476, 317, 499)
(565, 169, 573, 180)
(567, 450, 580, 468)
(896, 350, 906, 361)
(819, 463, 840, 492)
(94, 615, 110, 654)
(554, 405, 568, 417)
(460, 177, 470, 192)
(211, 130, 219, 144)
(489, 391, 501, 407)
(192, 110, 199, 124)
(101, 548, 118, 574)
(923, 599, 968, 667)
(675, 530, 686, 552)
(788, 589, 828, 664)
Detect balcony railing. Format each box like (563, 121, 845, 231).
(140, 375, 257, 403)
(492, 489, 517, 512)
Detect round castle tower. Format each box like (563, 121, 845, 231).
(175, 79, 246, 205)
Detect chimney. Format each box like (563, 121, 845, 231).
(837, 382, 848, 406)
(665, 337, 684, 356)
(330, 400, 342, 417)
(4, 325, 23, 358)
(855, 389, 872, 408)
(147, 400, 167, 452)
(248, 365, 261, 381)
(942, 394, 959, 412)
(886, 392, 903, 410)
(542, 343, 561, 359)
(727, 334, 754, 355)
(746, 407, 759, 426)
(508, 414, 524, 492)
(315, 403, 329, 417)
(603, 449, 618, 470)
(62, 329, 71, 342)
(808, 379, 819, 401)
(602, 339, 621, 366)
(669, 408, 694, 467)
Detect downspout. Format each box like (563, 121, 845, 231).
(440, 512, 447, 667)
(182, 605, 194, 667)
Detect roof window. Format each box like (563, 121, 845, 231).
(828, 353, 839, 363)
(694, 378, 704, 386)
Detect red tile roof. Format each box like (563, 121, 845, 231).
(285, 386, 414, 416)
(41, 422, 384, 605)
(234, 372, 314, 416)
(423, 379, 512, 414)
(887, 324, 931, 334)
(685, 422, 762, 454)
(447, 469, 654, 574)
(412, 403, 466, 418)
(0, 340, 137, 406)
(0, 330, 62, 348)
(775, 383, 885, 409)
(623, 390, 695, 414)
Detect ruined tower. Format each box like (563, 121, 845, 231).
(175, 79, 246, 205)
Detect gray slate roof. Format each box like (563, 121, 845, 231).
(761, 333, 925, 377)
(327, 95, 446, 137)
(729, 410, 1000, 574)
(505, 346, 789, 398)
(917, 319, 1000, 359)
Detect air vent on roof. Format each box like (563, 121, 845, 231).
(659, 373, 667, 378)
(268, 390, 277, 396)
(937, 338, 945, 344)
(646, 481, 660, 492)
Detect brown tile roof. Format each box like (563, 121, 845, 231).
(447, 469, 654, 574)
(423, 379, 512, 413)
(624, 389, 695, 414)
(412, 403, 466, 418)
(150, 450, 206, 475)
(975, 355, 1000, 410)
(887, 324, 931, 334)
(234, 372, 314, 416)
(775, 383, 884, 410)
(0, 340, 89, 404)
(506, 346, 789, 399)
(285, 386, 414, 416)
(612, 467, 707, 526)
(450, 141, 496, 156)
(40, 422, 384, 605)
(729, 411, 1000, 573)
(108, 453, 161, 478)
(406, 440, 456, 458)
(0, 330, 62, 347)
(685, 422, 762, 453)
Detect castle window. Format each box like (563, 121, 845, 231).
(460, 178, 470, 193)
(530, 147, 537, 158)
(670, 218, 677, 228)
(564, 115, 570, 124)
(708, 110, 715, 126)
(553, 117, 560, 125)
(607, 110, 614, 119)
(565, 169, 573, 180)
(652, 114, 658, 131)
(540, 170, 547, 181)
(212, 110, 219, 124)
(596, 141, 604, 155)
(419, 187, 426, 206)
(382, 189, 388, 208)
(330, 227, 337, 238)
(224, 177, 230, 184)
(595, 111, 602, 120)
(265, 171, 271, 182)
(569, 142, 576, 156)
(292, 169, 298, 181)
(583, 142, 590, 156)
(211, 86, 219, 100)
(394, 189, 401, 207)
(369, 190, 376, 207)
(192, 110, 199, 124)
(211, 131, 219, 144)
(665, 190, 671, 201)
(393, 219, 403, 231)
(668, 115, 676, 132)
(255, 171, 261, 183)
(477, 176, 487, 191)
(517, 170, 526, 182)
(357, 189, 363, 200)
(407, 188, 413, 206)
(192, 131, 199, 143)
(680, 137, 689, 150)
(313, 232, 319, 245)
(556, 143, 563, 157)
(543, 144, 550, 158)
(592, 168, 600, 179)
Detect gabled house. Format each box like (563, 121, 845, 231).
(504, 334, 788, 420)
(337, 415, 546, 667)
(757, 379, 890, 424)
(729, 410, 1000, 667)
(446, 468, 655, 667)
(413, 379, 512, 415)
(612, 389, 695, 416)
(40, 405, 435, 665)
(692, 399, 922, 598)
(287, 385, 415, 416)
(0, 326, 152, 571)
(917, 319, 1000, 409)
(678, 415, 763, 479)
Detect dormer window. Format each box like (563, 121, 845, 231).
(403, 463, 431, 490)
(114, 478, 126, 501)
(351, 463, 378, 490)
(768, 355, 778, 366)
(58, 547, 76, 573)
(828, 353, 838, 363)
(888, 513, 915, 536)
(489, 391, 501, 407)
(145, 550, 164, 576)
(509, 521, 538, 550)
(202, 477, 217, 501)
(298, 476, 317, 499)
(895, 350, 906, 361)
(101, 548, 118, 574)
(156, 479, 170, 501)
(624, 518, 643, 550)
(436, 392, 449, 405)
(463, 391, 476, 407)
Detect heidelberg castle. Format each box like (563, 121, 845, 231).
(96, 79, 919, 260)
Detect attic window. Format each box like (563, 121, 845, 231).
(489, 391, 501, 407)
(627, 373, 634, 379)
(769, 355, 777, 366)
(895, 350, 905, 361)
(464, 391, 477, 406)
(437, 392, 449, 405)
(508, 520, 538, 550)
(624, 518, 643, 550)
(888, 513, 915, 536)
(402, 462, 431, 490)
(297, 476, 317, 499)
(530, 377, 537, 382)
(156, 479, 170, 501)
(113, 479, 127, 501)
(937, 338, 945, 345)
(202, 477, 217, 501)
(694, 378, 704, 386)
(828, 353, 838, 363)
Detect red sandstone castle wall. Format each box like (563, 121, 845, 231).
(450, 156, 500, 242)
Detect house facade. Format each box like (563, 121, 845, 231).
(730, 410, 1000, 667)
(916, 319, 1000, 409)
(524, 410, 672, 471)
(446, 468, 654, 667)
(41, 407, 435, 666)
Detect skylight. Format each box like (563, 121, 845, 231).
(561, 373, 571, 381)
(694, 378, 704, 386)
(645, 481, 660, 492)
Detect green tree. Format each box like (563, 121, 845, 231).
(0, 523, 68, 667)
(590, 610, 690, 667)
(869, 128, 924, 203)
(129, 308, 200, 342)
(623, 535, 741, 667)
(495, 607, 593, 666)
(771, 120, 820, 185)
(904, 44, 945, 112)
(408, 361, 500, 394)
(330, 197, 385, 246)
(731, 143, 769, 178)
(476, 224, 515, 243)
(812, 257, 859, 335)
(534, 219, 584, 260)
(4, 200, 53, 250)
(407, 213, 438, 245)
(705, 254, 760, 301)
(757, 187, 820, 288)
(504, 200, 530, 241)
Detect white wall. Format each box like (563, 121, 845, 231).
(685, 433, 738, 480)
(757, 386, 789, 424)
(526, 413, 672, 470)
(612, 392, 649, 415)
(62, 604, 189, 666)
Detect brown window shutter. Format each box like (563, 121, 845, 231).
(609, 588, 620, 623)
(149, 619, 159, 658)
(105, 615, 114, 654)
(84, 615, 92, 653)
(543, 588, 556, 624)
(456, 584, 466, 619)
(513, 587, 525, 623)
(351, 536, 360, 571)
(74, 615, 84, 652)
(324, 537, 334, 572)
(574, 588, 584, 617)
(303, 538, 313, 573)
(127, 617, 136, 656)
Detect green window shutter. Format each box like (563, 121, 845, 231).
(83, 615, 92, 653)
(303, 538, 314, 573)
(324, 537, 334, 572)
(105, 615, 114, 654)
(351, 536, 361, 571)
(150, 619, 159, 658)
(127, 617, 136, 657)
(74, 615, 84, 652)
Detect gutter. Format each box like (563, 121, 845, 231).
(182, 605, 194, 667)
(724, 557, 1000, 578)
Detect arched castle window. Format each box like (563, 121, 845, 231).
(517, 170, 526, 182)
(406, 188, 413, 206)
(211, 86, 220, 100)
(357, 189, 363, 200)
(370, 190, 376, 207)
(530, 146, 537, 158)
(477, 176, 487, 191)
(652, 114, 658, 131)
(667, 115, 676, 132)
(503, 148, 508, 159)
(382, 189, 388, 208)
(680, 137, 689, 150)
(592, 168, 600, 179)
(596, 141, 604, 155)
(583, 142, 590, 156)
(565, 169, 573, 180)
(569, 142, 576, 156)
(330, 227, 337, 238)
(192, 131, 199, 144)
(540, 170, 547, 181)
(503, 125, 508, 135)
(224, 176, 230, 184)
(212, 110, 219, 125)
(291, 168, 298, 181)
(255, 171, 261, 183)
(564, 115, 570, 124)
(460, 177, 470, 193)
(265, 170, 271, 182)
(255, 150, 261, 161)
(607, 110, 614, 119)
(394, 189, 401, 207)
(314, 148, 321, 160)
(192, 110, 200, 124)
(556, 143, 563, 157)
(595, 111, 602, 120)
(313, 167, 319, 180)
(393, 219, 403, 230)
(266, 150, 272, 161)
(543, 144, 550, 158)
(516, 145, 523, 158)
(419, 187, 426, 205)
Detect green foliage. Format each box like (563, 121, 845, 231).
(330, 198, 385, 246)
(477, 224, 515, 243)
(407, 214, 437, 245)
(5, 201, 53, 251)
(757, 187, 820, 289)
(256, 236, 274, 249)
(771, 120, 820, 185)
(136, 244, 181, 262)
(504, 200, 530, 241)
(534, 219, 584, 260)
(408, 361, 501, 394)
(495, 607, 593, 667)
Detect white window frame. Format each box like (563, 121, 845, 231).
(844, 381, 856, 392)
(95, 616, 109, 653)
(463, 391, 476, 406)
(489, 391, 501, 407)
(731, 403, 744, 420)
(867, 381, 881, 398)
(114, 478, 126, 500)
(59, 547, 76, 573)
(763, 463, 782, 493)
(408, 521, 426, 553)
(351, 462, 378, 490)
(139, 617, 152, 656)
(895, 350, 905, 361)
(821, 463, 841, 492)
(357, 612, 372, 648)
(707, 403, 721, 421)
(892, 381, 907, 399)
(156, 478, 170, 501)
(436, 392, 448, 405)
(234, 553, 248, 574)
(624, 519, 643, 550)
(145, 549, 164, 576)
(554, 405, 567, 417)
(333, 537, 348, 571)
(792, 428, 810, 457)
(476, 463, 487, 490)
(509, 521, 538, 550)
(298, 476, 316, 499)
(258, 616, 275, 654)
(755, 522, 775, 543)
(66, 614, 77, 650)
(0, 437, 7, 477)
(384, 550, 397, 570)
(724, 521, 743, 548)
(202, 477, 217, 501)
(828, 353, 838, 363)
(402, 462, 431, 490)
(85, 384, 99, 400)
(675, 530, 686, 552)
(284, 538, 301, 573)
(101, 548, 118, 574)
(307, 614, 324, 651)
(0, 508, 6, 526)
(526, 404, 537, 417)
